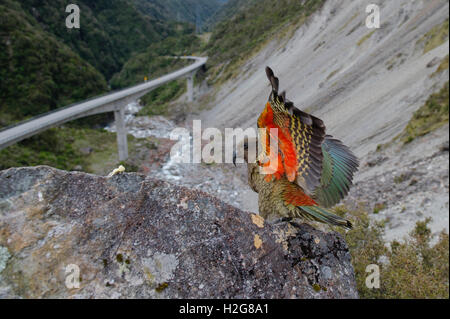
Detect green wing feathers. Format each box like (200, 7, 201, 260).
(314, 135, 359, 208)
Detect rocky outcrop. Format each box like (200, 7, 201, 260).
(0, 166, 358, 298)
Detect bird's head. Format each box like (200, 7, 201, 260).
(233, 137, 259, 166)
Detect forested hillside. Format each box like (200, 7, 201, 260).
(110, 27, 201, 116)
(0, 0, 108, 127)
(133, 0, 227, 30)
(203, 0, 250, 30)
(0, 0, 210, 128)
(110, 26, 200, 89)
(0, 0, 205, 170)
(16, 0, 174, 79)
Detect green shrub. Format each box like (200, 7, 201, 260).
(420, 19, 449, 54)
(401, 82, 449, 144)
(431, 55, 449, 78)
(0, 128, 84, 171)
(335, 206, 449, 299)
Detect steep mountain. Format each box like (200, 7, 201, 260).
(133, 0, 227, 30)
(206, 0, 326, 82)
(16, 0, 174, 79)
(0, 0, 108, 127)
(203, 0, 251, 30)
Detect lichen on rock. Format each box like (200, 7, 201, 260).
(0, 166, 358, 298)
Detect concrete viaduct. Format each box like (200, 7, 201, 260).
(0, 56, 207, 161)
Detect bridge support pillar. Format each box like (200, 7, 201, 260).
(187, 71, 196, 102)
(114, 106, 128, 162)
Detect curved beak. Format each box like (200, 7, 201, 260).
(232, 151, 237, 167)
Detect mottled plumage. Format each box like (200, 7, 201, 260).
(241, 141, 354, 229)
(258, 67, 326, 194)
(235, 67, 359, 229)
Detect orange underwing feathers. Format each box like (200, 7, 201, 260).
(258, 67, 326, 194)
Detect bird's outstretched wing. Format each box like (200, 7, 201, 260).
(258, 67, 326, 193)
(314, 136, 359, 208)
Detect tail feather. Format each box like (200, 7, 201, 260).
(299, 206, 352, 230)
(266, 66, 279, 93)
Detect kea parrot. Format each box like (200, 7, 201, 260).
(234, 67, 359, 229)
